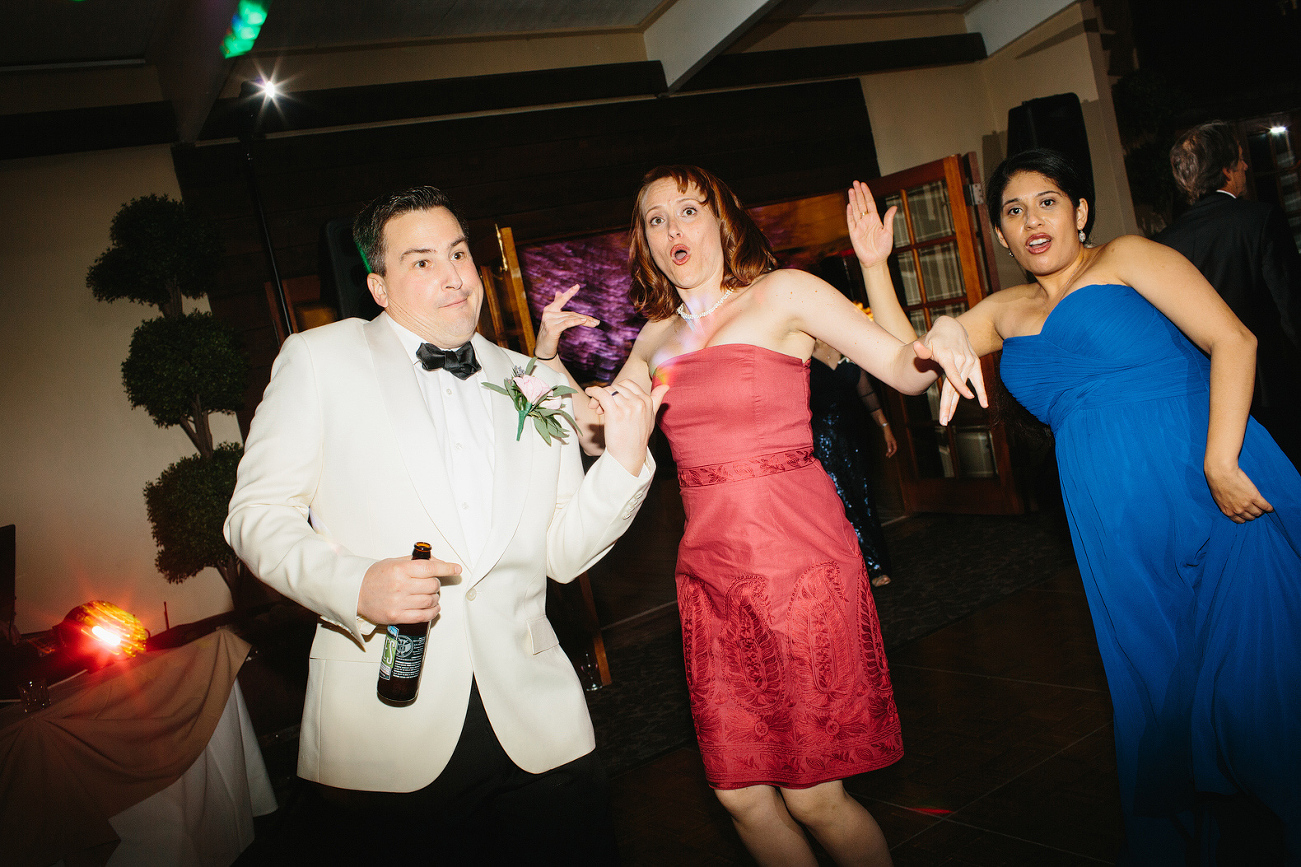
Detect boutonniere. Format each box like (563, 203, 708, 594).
(483, 358, 579, 444)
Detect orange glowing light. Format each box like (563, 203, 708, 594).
(59, 601, 148, 658)
(90, 624, 123, 647)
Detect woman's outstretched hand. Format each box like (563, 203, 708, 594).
(914, 316, 988, 425)
(1205, 461, 1274, 523)
(585, 379, 670, 476)
(534, 284, 600, 361)
(847, 180, 898, 270)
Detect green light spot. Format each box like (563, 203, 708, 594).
(221, 1, 269, 59)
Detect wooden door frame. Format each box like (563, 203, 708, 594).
(870, 154, 1023, 515)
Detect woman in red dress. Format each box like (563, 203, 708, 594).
(537, 166, 982, 865)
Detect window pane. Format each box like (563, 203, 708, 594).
(903, 387, 952, 479)
(931, 301, 968, 320)
(908, 310, 928, 335)
(917, 242, 965, 301)
(884, 194, 908, 247)
(897, 251, 922, 306)
(954, 428, 998, 478)
(906, 180, 954, 242)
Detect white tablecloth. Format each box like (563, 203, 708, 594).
(94, 682, 277, 867)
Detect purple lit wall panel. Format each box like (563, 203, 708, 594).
(518, 230, 643, 386)
(517, 203, 851, 383)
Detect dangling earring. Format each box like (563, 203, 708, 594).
(1006, 248, 1015, 258)
(1078, 229, 1086, 243)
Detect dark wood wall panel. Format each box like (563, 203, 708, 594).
(173, 80, 878, 430)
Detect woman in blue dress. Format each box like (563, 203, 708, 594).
(848, 149, 1300, 865)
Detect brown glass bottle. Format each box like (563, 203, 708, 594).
(377, 542, 432, 707)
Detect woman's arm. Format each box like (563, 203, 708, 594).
(772, 269, 986, 423)
(532, 285, 605, 454)
(1108, 234, 1270, 521)
(854, 369, 898, 457)
(847, 181, 915, 344)
(577, 327, 662, 457)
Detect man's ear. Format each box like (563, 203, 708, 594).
(367, 273, 389, 308)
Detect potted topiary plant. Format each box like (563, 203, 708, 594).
(87, 195, 251, 603)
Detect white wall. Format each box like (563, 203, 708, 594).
(854, 2, 1134, 292)
(0, 146, 240, 635)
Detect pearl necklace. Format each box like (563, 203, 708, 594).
(677, 289, 734, 321)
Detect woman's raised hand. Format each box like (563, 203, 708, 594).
(914, 316, 989, 425)
(534, 284, 600, 361)
(847, 181, 898, 270)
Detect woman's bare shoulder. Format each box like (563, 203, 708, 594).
(746, 268, 835, 309)
(977, 282, 1041, 314)
(1075, 235, 1168, 286)
(1087, 234, 1164, 268)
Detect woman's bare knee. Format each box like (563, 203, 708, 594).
(780, 781, 850, 827)
(715, 784, 780, 821)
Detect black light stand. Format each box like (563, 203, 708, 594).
(236, 81, 294, 342)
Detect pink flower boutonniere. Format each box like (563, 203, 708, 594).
(483, 357, 579, 444)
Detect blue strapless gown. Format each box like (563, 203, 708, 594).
(1000, 284, 1301, 865)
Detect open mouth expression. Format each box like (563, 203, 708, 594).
(640, 178, 723, 290)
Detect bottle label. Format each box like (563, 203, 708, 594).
(379, 629, 398, 680)
(385, 625, 426, 680)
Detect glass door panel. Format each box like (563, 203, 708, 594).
(916, 242, 965, 302)
(896, 252, 922, 305)
(886, 193, 908, 248)
(906, 180, 956, 241)
(867, 154, 1024, 514)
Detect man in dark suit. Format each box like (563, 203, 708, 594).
(1156, 120, 1301, 468)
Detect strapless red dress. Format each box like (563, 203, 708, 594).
(655, 344, 903, 789)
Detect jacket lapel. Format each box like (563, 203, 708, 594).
(365, 314, 471, 564)
(470, 334, 531, 581)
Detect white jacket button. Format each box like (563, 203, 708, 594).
(466, 588, 478, 601)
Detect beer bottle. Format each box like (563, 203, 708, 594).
(377, 542, 432, 707)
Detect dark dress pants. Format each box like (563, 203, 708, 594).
(243, 680, 619, 865)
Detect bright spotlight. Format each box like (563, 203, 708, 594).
(261, 79, 281, 101)
(1270, 125, 1288, 136)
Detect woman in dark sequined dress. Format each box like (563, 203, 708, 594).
(810, 338, 897, 587)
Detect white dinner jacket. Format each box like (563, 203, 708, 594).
(225, 313, 654, 792)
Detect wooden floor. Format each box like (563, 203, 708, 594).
(605, 566, 1123, 866)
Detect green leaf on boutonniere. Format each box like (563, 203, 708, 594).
(484, 361, 580, 444)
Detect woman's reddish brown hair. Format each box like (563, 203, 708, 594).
(628, 165, 779, 321)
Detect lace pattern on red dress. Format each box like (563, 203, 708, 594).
(678, 559, 903, 789)
(678, 447, 815, 488)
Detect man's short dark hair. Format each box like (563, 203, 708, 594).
(352, 186, 469, 275)
(1170, 121, 1242, 204)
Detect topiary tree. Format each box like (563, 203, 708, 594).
(122, 312, 247, 458)
(88, 195, 223, 319)
(89, 195, 250, 601)
(145, 444, 244, 585)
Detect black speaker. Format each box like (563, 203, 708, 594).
(319, 217, 382, 321)
(1, 524, 14, 629)
(1007, 93, 1094, 201)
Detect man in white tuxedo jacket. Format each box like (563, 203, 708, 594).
(225, 186, 663, 863)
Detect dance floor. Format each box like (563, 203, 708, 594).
(603, 564, 1123, 866)
(237, 500, 1135, 865)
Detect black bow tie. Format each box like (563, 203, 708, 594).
(416, 341, 481, 380)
